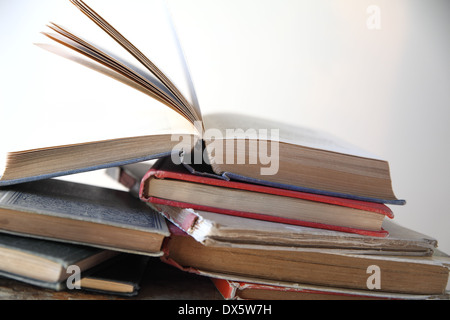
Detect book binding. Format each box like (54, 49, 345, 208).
(140, 168, 393, 237)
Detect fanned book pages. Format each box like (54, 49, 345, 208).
(0, 0, 404, 205)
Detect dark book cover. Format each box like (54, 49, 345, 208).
(80, 254, 150, 297)
(0, 233, 115, 291)
(0, 178, 169, 255)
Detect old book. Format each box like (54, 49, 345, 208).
(0, 178, 169, 256)
(0, 0, 404, 206)
(0, 232, 116, 291)
(76, 254, 150, 296)
(140, 159, 394, 237)
(162, 228, 450, 295)
(212, 277, 450, 300)
(107, 161, 434, 254)
(106, 162, 154, 198)
(0, 255, 222, 300)
(107, 161, 435, 254)
(155, 205, 437, 256)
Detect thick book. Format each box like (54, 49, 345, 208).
(162, 226, 450, 296)
(212, 278, 450, 300)
(140, 158, 394, 237)
(0, 178, 169, 256)
(154, 205, 437, 256)
(109, 161, 435, 254)
(0, 0, 404, 205)
(0, 232, 116, 291)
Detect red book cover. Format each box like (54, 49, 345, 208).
(210, 278, 408, 300)
(140, 166, 394, 237)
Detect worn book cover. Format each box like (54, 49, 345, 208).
(211, 277, 450, 300)
(161, 226, 450, 296)
(156, 205, 437, 256)
(140, 158, 394, 237)
(0, 232, 116, 291)
(0, 178, 169, 256)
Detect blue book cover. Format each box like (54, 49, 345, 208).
(0, 232, 116, 291)
(0, 178, 169, 256)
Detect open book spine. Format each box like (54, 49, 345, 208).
(140, 169, 392, 237)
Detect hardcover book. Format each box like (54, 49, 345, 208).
(162, 227, 450, 296)
(0, 178, 169, 256)
(155, 204, 437, 256)
(76, 254, 150, 297)
(0, 232, 116, 291)
(0, 0, 404, 205)
(108, 161, 435, 254)
(140, 158, 394, 237)
(211, 277, 450, 300)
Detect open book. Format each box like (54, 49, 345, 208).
(0, 0, 404, 205)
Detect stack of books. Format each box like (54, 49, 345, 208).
(0, 0, 448, 300)
(117, 161, 450, 300)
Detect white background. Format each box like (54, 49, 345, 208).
(1, 0, 449, 253)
